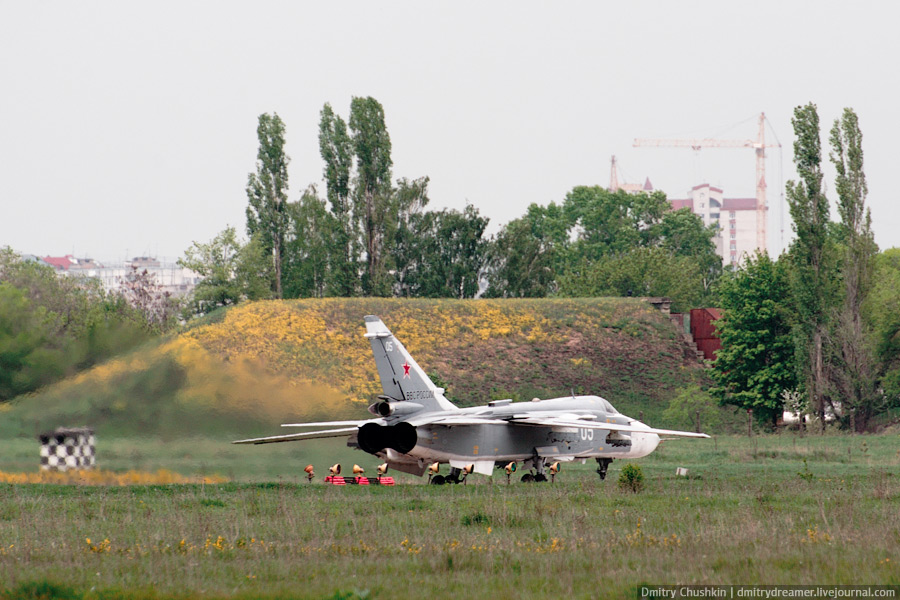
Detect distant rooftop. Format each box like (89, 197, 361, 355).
(41, 255, 77, 270)
(669, 183, 758, 212)
(41, 255, 104, 270)
(691, 183, 723, 193)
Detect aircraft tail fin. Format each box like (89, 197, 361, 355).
(364, 315, 458, 413)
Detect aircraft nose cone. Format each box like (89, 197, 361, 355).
(628, 421, 661, 458)
(634, 432, 660, 457)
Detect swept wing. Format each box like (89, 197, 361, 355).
(407, 412, 709, 437)
(280, 420, 376, 428)
(233, 427, 359, 445)
(505, 415, 710, 438)
(407, 415, 507, 426)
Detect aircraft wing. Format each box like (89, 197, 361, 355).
(232, 427, 359, 445)
(507, 416, 710, 438)
(408, 415, 508, 427)
(280, 419, 378, 428)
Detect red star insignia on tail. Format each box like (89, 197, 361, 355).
(402, 361, 411, 378)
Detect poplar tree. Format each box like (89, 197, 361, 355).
(349, 97, 394, 296)
(829, 108, 879, 430)
(246, 113, 290, 299)
(318, 103, 357, 296)
(785, 103, 836, 427)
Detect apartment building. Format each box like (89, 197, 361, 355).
(669, 184, 759, 267)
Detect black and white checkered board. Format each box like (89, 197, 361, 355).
(39, 429, 95, 471)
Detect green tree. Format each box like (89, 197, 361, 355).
(178, 227, 272, 315)
(0, 283, 68, 401)
(558, 247, 706, 312)
(401, 205, 489, 298)
(491, 187, 720, 305)
(349, 97, 394, 296)
(656, 207, 722, 289)
(283, 187, 332, 299)
(318, 103, 358, 297)
(1, 248, 100, 337)
(316, 98, 431, 298)
(711, 252, 796, 425)
(484, 202, 568, 298)
(391, 177, 431, 297)
(663, 384, 723, 433)
(866, 248, 900, 407)
(785, 103, 837, 427)
(827, 108, 880, 431)
(563, 187, 670, 260)
(0, 248, 150, 376)
(246, 113, 290, 299)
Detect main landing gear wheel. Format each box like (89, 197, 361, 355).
(444, 467, 462, 484)
(521, 473, 535, 483)
(430, 475, 446, 485)
(534, 473, 547, 483)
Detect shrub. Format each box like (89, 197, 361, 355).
(618, 463, 645, 493)
(662, 384, 723, 433)
(461, 511, 491, 526)
(2, 580, 80, 600)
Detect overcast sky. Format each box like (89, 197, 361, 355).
(2, 2, 897, 263)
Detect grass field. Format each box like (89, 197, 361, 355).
(2, 432, 899, 599)
(2, 299, 897, 597)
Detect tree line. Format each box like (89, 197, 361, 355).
(5, 97, 897, 431)
(0, 250, 174, 401)
(711, 104, 899, 432)
(181, 96, 722, 314)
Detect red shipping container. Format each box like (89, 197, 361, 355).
(690, 308, 722, 361)
(696, 337, 722, 361)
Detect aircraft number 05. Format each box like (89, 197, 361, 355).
(385, 342, 393, 352)
(580, 429, 594, 441)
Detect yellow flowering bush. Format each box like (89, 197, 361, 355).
(0, 469, 226, 486)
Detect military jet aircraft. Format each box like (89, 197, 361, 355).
(234, 315, 709, 483)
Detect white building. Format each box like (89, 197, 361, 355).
(670, 184, 759, 268)
(43, 255, 198, 297)
(90, 262, 199, 297)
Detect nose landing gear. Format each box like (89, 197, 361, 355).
(596, 458, 612, 480)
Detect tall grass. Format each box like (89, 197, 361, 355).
(1, 433, 898, 598)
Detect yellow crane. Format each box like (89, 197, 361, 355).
(633, 113, 781, 253)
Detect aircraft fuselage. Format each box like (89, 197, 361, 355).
(351, 396, 661, 471)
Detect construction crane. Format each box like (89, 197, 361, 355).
(633, 113, 781, 254)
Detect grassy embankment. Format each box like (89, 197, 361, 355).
(1, 298, 735, 480)
(0, 433, 898, 599)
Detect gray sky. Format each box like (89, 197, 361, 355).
(2, 2, 897, 263)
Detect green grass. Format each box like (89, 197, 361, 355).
(3, 298, 898, 597)
(0, 436, 375, 484)
(2, 433, 899, 598)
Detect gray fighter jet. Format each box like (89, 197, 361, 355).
(234, 315, 709, 483)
